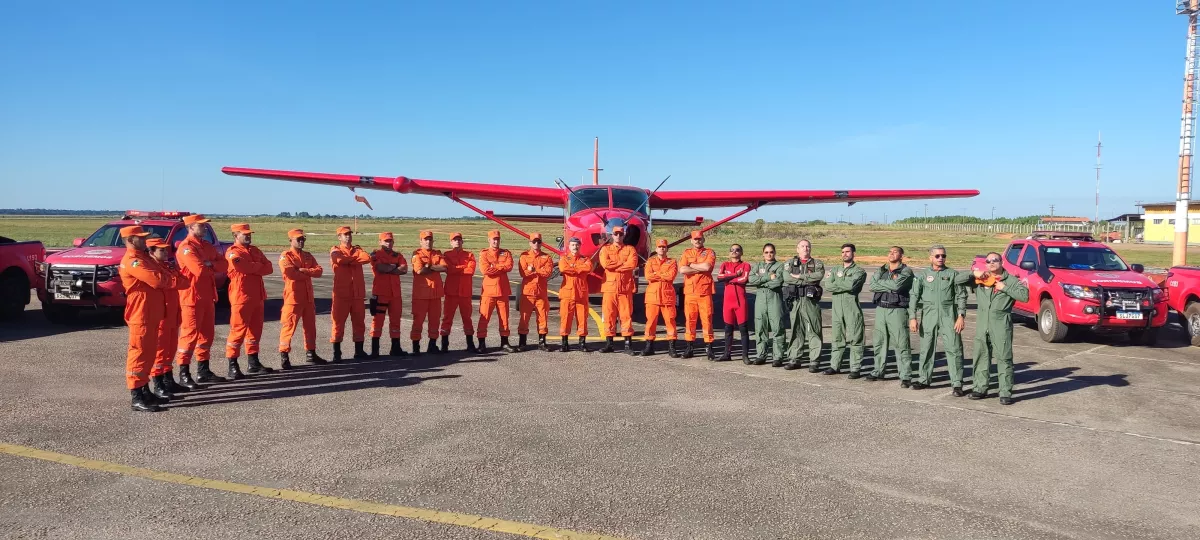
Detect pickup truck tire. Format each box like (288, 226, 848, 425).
(0, 268, 29, 319)
(1128, 327, 1159, 347)
(1038, 299, 1069, 343)
(1185, 302, 1200, 347)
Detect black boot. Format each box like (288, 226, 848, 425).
(538, 334, 549, 351)
(178, 365, 202, 389)
(477, 338, 488, 354)
(195, 360, 226, 383)
(705, 343, 714, 360)
(131, 387, 163, 412)
(440, 335, 450, 353)
(247, 353, 274, 374)
(682, 340, 695, 359)
(600, 337, 615, 353)
(560, 336, 570, 353)
(411, 340, 422, 356)
(427, 339, 440, 354)
(518, 334, 528, 351)
(370, 338, 381, 358)
(667, 339, 680, 358)
(141, 384, 165, 408)
(149, 375, 173, 402)
(740, 326, 751, 365)
(623, 336, 633, 354)
(162, 368, 190, 393)
(332, 342, 343, 363)
(720, 325, 734, 361)
(354, 341, 369, 360)
(465, 336, 478, 354)
(227, 357, 245, 380)
(306, 350, 328, 365)
(501, 336, 519, 353)
(577, 336, 587, 352)
(280, 351, 293, 370)
(638, 341, 655, 357)
(390, 338, 407, 357)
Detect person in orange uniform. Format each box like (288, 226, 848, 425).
(557, 236, 592, 353)
(517, 233, 555, 351)
(599, 225, 639, 354)
(278, 229, 325, 368)
(370, 231, 408, 358)
(176, 214, 228, 383)
(147, 238, 193, 399)
(477, 230, 518, 353)
(410, 230, 447, 355)
(639, 239, 680, 358)
(440, 232, 478, 353)
(224, 223, 275, 378)
(330, 226, 372, 362)
(679, 230, 716, 359)
(119, 226, 174, 412)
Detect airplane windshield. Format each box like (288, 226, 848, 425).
(567, 188, 610, 215)
(611, 188, 649, 214)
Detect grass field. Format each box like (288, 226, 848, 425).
(3, 215, 1197, 271)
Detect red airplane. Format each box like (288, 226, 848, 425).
(222, 138, 977, 289)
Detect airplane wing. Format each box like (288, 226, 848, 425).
(221, 167, 566, 207)
(649, 189, 980, 210)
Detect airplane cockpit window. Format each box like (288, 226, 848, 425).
(567, 188, 610, 215)
(611, 188, 649, 215)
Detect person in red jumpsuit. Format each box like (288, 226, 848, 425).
(715, 244, 752, 362)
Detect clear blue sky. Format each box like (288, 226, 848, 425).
(0, 1, 1188, 223)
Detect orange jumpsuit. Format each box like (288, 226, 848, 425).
(153, 263, 188, 377)
(278, 249, 323, 353)
(176, 235, 227, 365)
(440, 248, 477, 336)
(370, 248, 408, 339)
(224, 243, 273, 358)
(330, 245, 371, 343)
(558, 254, 592, 337)
(680, 247, 716, 343)
(600, 244, 638, 337)
(518, 250, 554, 335)
(476, 247, 514, 339)
(643, 255, 679, 341)
(120, 247, 173, 390)
(410, 248, 446, 341)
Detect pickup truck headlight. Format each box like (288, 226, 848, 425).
(1152, 287, 1168, 304)
(97, 264, 120, 282)
(1061, 283, 1098, 300)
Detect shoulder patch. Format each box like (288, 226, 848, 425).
(228, 252, 236, 259)
(131, 260, 140, 267)
(182, 248, 190, 255)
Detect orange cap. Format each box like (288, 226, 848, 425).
(182, 214, 210, 226)
(120, 225, 150, 238)
(656, 239, 668, 248)
(379, 232, 394, 241)
(418, 230, 433, 239)
(287, 228, 305, 239)
(690, 230, 704, 239)
(488, 230, 501, 239)
(611, 226, 625, 234)
(336, 226, 352, 235)
(449, 232, 463, 240)
(146, 238, 168, 249)
(529, 232, 542, 241)
(231, 223, 253, 235)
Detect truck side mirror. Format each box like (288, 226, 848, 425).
(1019, 261, 1036, 271)
(72, 238, 84, 248)
(1130, 264, 1144, 273)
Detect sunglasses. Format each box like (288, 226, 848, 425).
(763, 250, 775, 254)
(985, 258, 1001, 263)
(612, 231, 624, 235)
(294, 236, 307, 241)
(932, 254, 946, 259)
(730, 248, 742, 252)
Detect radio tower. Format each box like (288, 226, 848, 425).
(1174, 1, 1200, 266)
(1095, 132, 1102, 236)
(589, 137, 602, 186)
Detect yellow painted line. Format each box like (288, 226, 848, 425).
(0, 442, 624, 540)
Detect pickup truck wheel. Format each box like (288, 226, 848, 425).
(0, 269, 29, 319)
(1128, 327, 1159, 347)
(1185, 302, 1200, 347)
(1038, 299, 1069, 343)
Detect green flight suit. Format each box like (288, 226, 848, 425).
(963, 271, 1029, 398)
(748, 260, 787, 362)
(869, 263, 914, 380)
(824, 262, 867, 372)
(784, 257, 825, 368)
(908, 266, 968, 387)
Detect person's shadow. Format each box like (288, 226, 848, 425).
(1009, 366, 1130, 401)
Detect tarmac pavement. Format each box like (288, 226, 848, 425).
(1, 255, 1198, 539)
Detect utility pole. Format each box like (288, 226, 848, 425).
(991, 206, 996, 220)
(1176, 0, 1200, 265)
(1050, 204, 1055, 217)
(923, 203, 928, 221)
(1095, 132, 1103, 236)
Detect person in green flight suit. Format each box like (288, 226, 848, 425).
(962, 252, 1029, 405)
(784, 239, 825, 372)
(748, 243, 787, 366)
(868, 246, 915, 385)
(907, 244, 969, 395)
(823, 243, 867, 377)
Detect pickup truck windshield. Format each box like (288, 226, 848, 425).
(1042, 246, 1129, 272)
(83, 225, 173, 247)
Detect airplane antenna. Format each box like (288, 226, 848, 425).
(589, 137, 602, 186)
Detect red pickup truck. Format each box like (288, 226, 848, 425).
(972, 231, 1168, 345)
(1161, 266, 1200, 346)
(0, 236, 46, 318)
(37, 211, 231, 322)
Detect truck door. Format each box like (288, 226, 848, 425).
(1014, 245, 1043, 313)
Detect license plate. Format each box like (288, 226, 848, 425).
(1115, 311, 1143, 320)
(54, 292, 80, 300)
